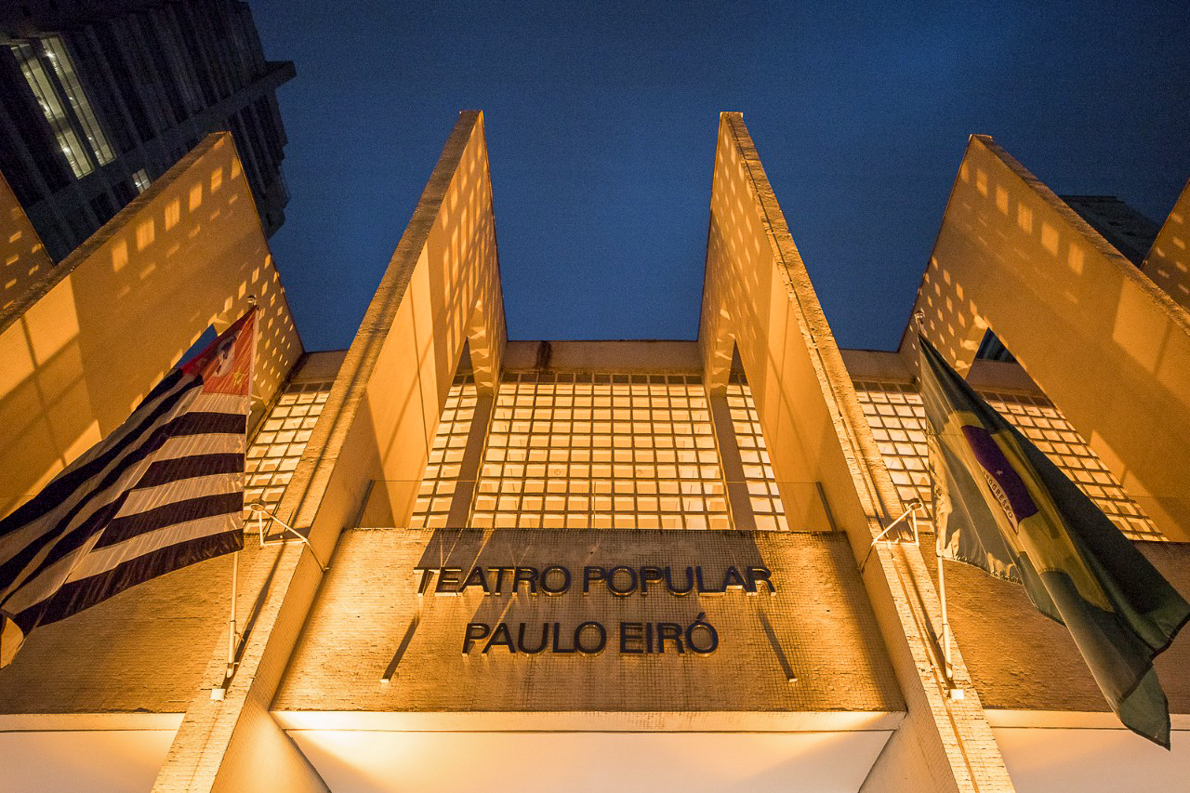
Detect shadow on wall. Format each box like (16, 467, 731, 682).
(0, 133, 302, 517)
(0, 173, 52, 314)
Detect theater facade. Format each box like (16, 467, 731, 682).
(0, 112, 1189, 792)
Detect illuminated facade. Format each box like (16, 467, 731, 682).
(0, 112, 1188, 792)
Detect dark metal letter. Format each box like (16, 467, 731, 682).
(437, 567, 463, 595)
(619, 622, 644, 654)
(462, 566, 491, 594)
(463, 622, 491, 653)
(657, 622, 684, 654)
(540, 565, 571, 595)
(574, 621, 607, 655)
(518, 623, 549, 654)
(483, 622, 516, 653)
(747, 566, 776, 595)
(665, 566, 695, 596)
(583, 566, 607, 594)
(514, 566, 539, 595)
(606, 565, 638, 597)
(639, 566, 665, 596)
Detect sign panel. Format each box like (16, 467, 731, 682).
(276, 529, 903, 719)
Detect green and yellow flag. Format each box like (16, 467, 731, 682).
(918, 333, 1189, 747)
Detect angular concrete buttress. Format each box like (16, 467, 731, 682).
(0, 133, 303, 520)
(700, 113, 1015, 792)
(901, 137, 1190, 540)
(1144, 178, 1190, 311)
(153, 111, 506, 792)
(0, 171, 53, 313)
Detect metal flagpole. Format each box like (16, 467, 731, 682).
(914, 310, 955, 685)
(936, 526, 952, 678)
(219, 296, 256, 696)
(225, 551, 238, 682)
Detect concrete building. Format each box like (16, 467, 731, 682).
(0, 0, 293, 262)
(0, 111, 1188, 792)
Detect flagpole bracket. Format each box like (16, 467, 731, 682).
(246, 503, 329, 572)
(859, 499, 924, 574)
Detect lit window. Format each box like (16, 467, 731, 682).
(10, 42, 92, 177)
(132, 169, 151, 194)
(41, 36, 115, 166)
(9, 36, 116, 179)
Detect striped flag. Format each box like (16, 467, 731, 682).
(918, 332, 1190, 747)
(0, 308, 256, 666)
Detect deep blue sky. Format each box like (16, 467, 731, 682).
(252, 1, 1190, 352)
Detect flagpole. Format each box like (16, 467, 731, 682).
(936, 527, 952, 677)
(223, 295, 256, 690)
(225, 550, 238, 683)
(915, 310, 955, 681)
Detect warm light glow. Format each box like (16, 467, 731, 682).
(411, 371, 789, 530)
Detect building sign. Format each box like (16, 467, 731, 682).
(415, 562, 775, 655)
(276, 528, 903, 718)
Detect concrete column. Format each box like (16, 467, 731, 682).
(700, 113, 1014, 792)
(153, 112, 506, 791)
(445, 393, 493, 527)
(709, 393, 756, 531)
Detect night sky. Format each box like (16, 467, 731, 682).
(251, 1, 1190, 353)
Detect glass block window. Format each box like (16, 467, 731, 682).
(853, 380, 1163, 541)
(472, 373, 729, 530)
(409, 374, 477, 529)
(727, 374, 788, 530)
(245, 379, 333, 516)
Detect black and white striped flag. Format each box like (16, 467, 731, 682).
(0, 308, 257, 666)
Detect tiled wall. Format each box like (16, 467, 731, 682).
(409, 375, 478, 528)
(853, 380, 1162, 540)
(245, 378, 334, 516)
(413, 372, 751, 529)
(480, 372, 730, 529)
(727, 375, 787, 530)
(249, 365, 1157, 542)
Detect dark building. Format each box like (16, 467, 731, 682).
(0, 0, 293, 261)
(1061, 194, 1161, 267)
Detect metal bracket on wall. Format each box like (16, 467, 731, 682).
(246, 502, 330, 572)
(858, 499, 923, 574)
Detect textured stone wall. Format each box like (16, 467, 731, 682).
(0, 541, 264, 715)
(276, 528, 902, 717)
(923, 541, 1190, 714)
